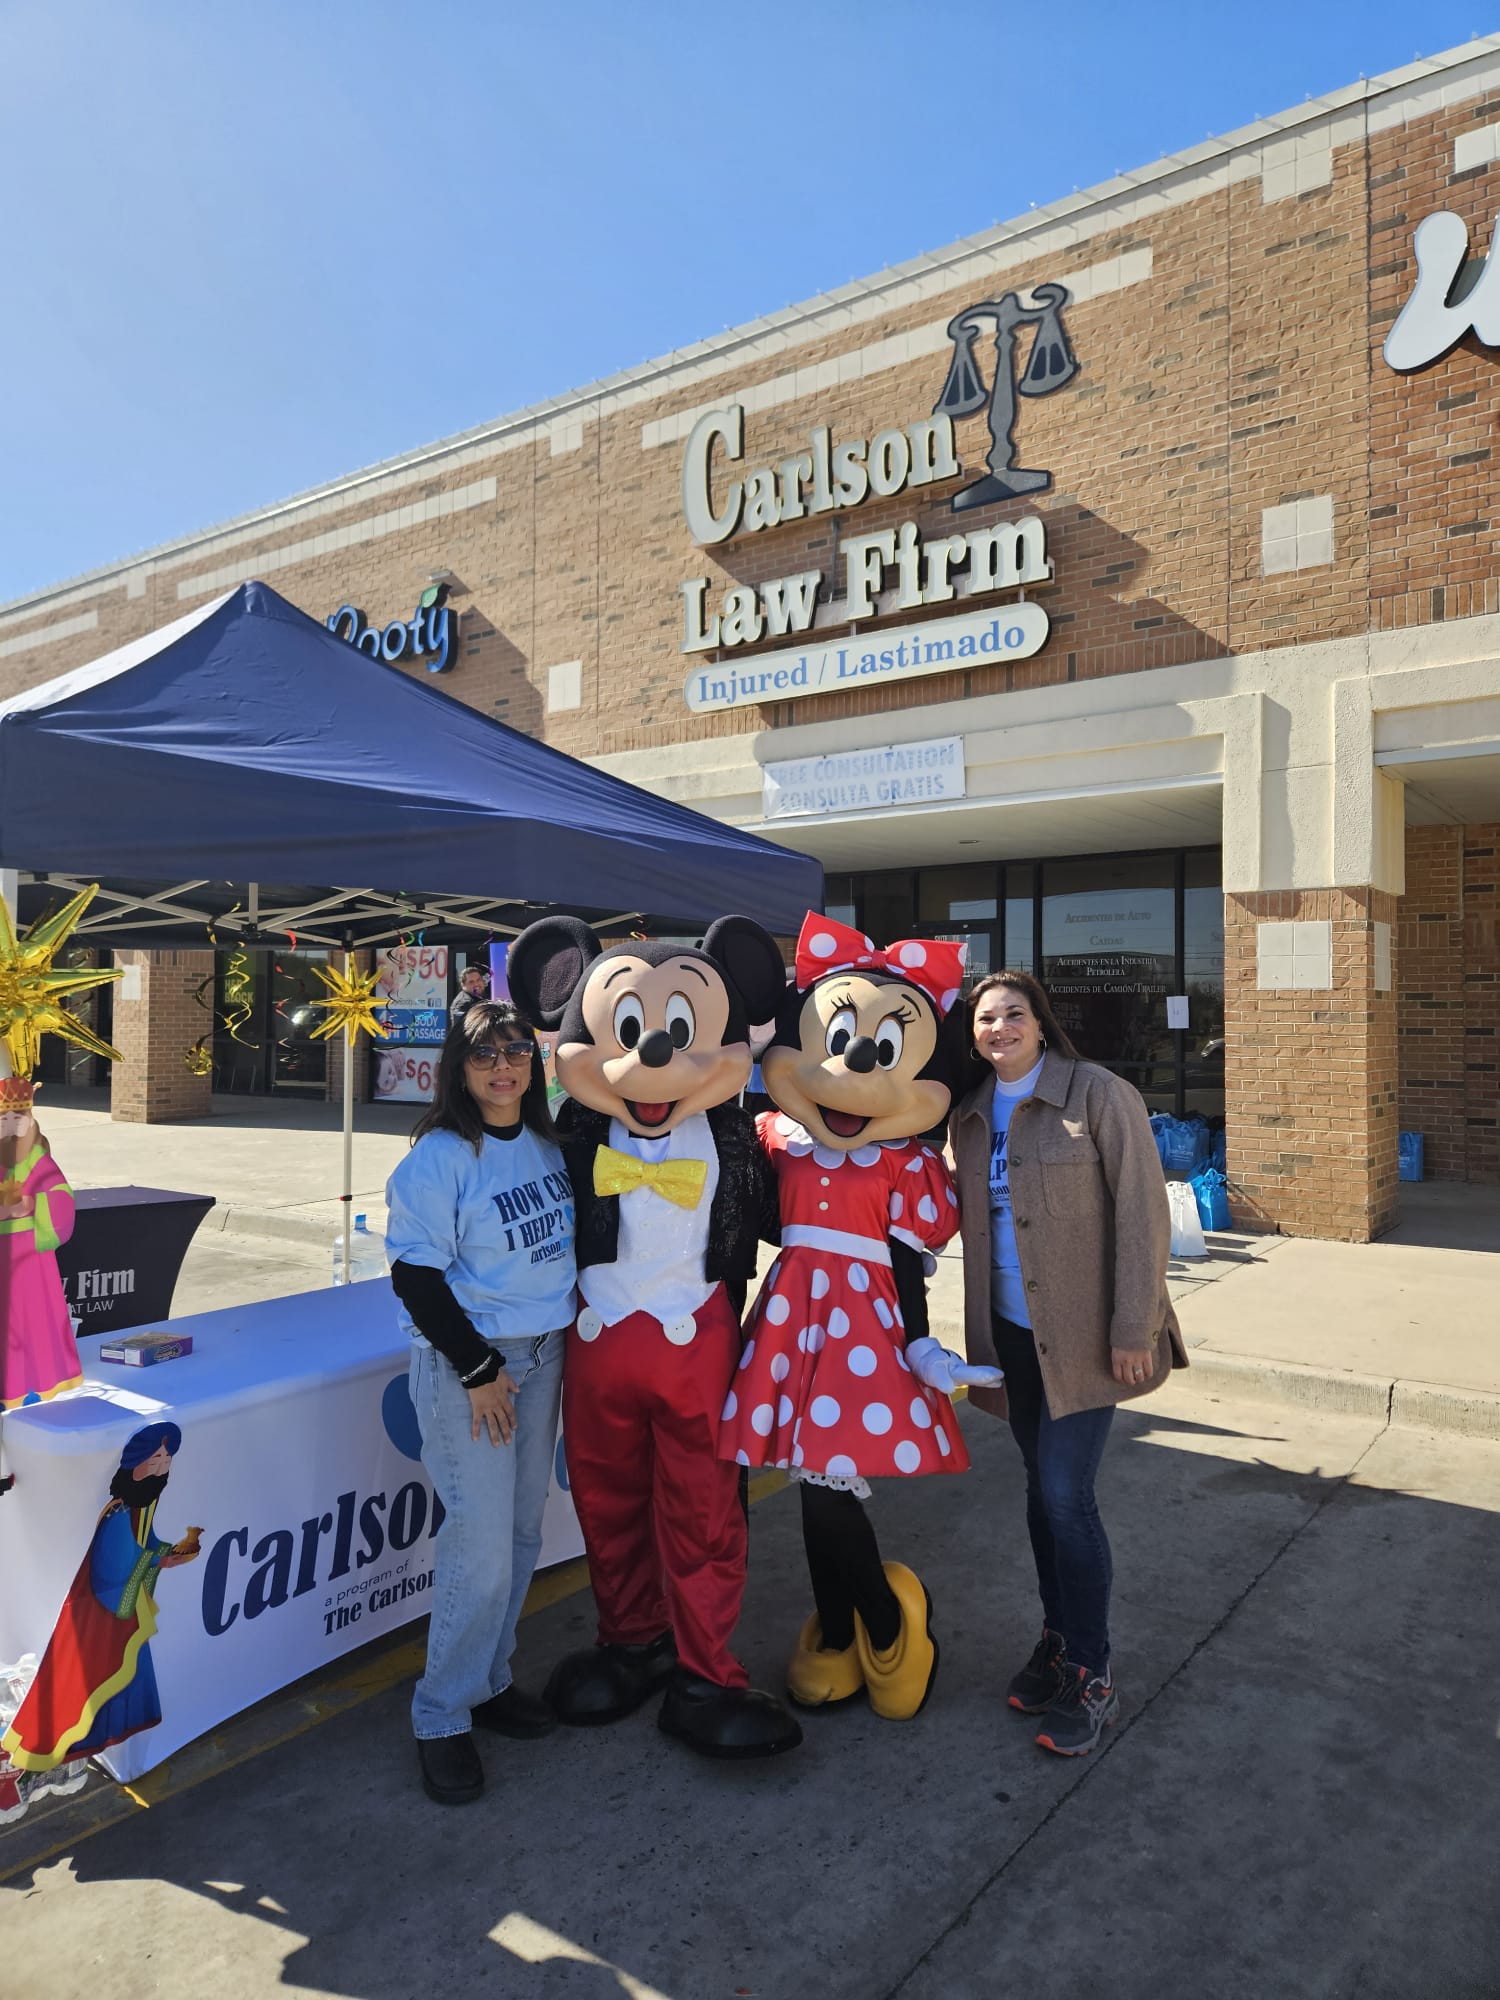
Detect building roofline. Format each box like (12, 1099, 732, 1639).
(7, 31, 1500, 623)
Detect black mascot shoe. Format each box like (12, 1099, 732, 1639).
(471, 1684, 558, 1739)
(545, 1633, 678, 1725)
(416, 1732, 484, 1806)
(657, 1673, 804, 1760)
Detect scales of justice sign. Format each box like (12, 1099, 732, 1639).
(932, 283, 1080, 509)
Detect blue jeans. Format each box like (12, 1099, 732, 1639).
(409, 1328, 565, 1740)
(992, 1314, 1115, 1675)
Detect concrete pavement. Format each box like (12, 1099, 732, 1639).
(4, 1381, 1498, 1999)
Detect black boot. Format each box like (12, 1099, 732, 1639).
(657, 1672, 804, 1760)
(545, 1633, 677, 1725)
(416, 1732, 483, 1805)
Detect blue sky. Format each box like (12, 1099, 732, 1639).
(1, 2, 1492, 602)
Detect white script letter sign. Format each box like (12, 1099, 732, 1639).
(1385, 211, 1500, 371)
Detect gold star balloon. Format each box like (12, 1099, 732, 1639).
(0, 884, 123, 1077)
(309, 957, 391, 1048)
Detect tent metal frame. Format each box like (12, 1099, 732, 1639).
(18, 873, 646, 952)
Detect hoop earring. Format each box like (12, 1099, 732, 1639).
(1038, 1034, 1048, 1053)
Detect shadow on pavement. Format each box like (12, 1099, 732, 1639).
(5, 1395, 1500, 2000)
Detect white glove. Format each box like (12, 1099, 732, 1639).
(904, 1336, 1005, 1395)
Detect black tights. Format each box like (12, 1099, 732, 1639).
(799, 1482, 901, 1652)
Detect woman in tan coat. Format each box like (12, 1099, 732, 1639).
(951, 971, 1186, 1756)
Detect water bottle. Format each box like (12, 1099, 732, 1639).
(352, 1213, 388, 1283)
(332, 1213, 388, 1285)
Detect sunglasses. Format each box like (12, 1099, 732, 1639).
(465, 1042, 537, 1069)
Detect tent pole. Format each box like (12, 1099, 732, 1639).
(342, 945, 355, 1283)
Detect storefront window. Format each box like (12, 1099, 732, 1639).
(1002, 863, 1036, 972)
(1041, 855, 1176, 1070)
(837, 846, 1223, 1115)
(917, 863, 997, 923)
(822, 874, 857, 927)
(862, 870, 915, 943)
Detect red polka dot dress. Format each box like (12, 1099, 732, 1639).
(719, 1113, 967, 1480)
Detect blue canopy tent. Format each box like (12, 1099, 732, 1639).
(0, 581, 820, 1271)
(0, 581, 821, 944)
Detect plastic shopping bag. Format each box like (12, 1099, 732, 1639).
(1167, 1180, 1208, 1260)
(1159, 1116, 1210, 1176)
(1191, 1166, 1231, 1233)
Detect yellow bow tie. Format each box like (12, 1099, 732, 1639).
(594, 1147, 708, 1211)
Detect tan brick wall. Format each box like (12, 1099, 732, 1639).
(110, 950, 215, 1124)
(1398, 826, 1468, 1178)
(1224, 889, 1400, 1242)
(1401, 823, 1500, 1183)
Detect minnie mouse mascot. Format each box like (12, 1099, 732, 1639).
(507, 915, 801, 1761)
(719, 913, 1002, 1721)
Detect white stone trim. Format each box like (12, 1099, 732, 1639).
(0, 610, 98, 660)
(1261, 133, 1334, 202)
(547, 660, 583, 712)
(174, 478, 499, 602)
(1454, 119, 1500, 172)
(1262, 496, 1334, 575)
(1257, 919, 1332, 990)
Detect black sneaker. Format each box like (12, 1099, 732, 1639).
(1035, 1664, 1119, 1756)
(472, 1684, 557, 1739)
(1006, 1629, 1067, 1713)
(416, 1732, 483, 1804)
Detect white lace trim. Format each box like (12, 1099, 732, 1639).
(789, 1465, 873, 1501)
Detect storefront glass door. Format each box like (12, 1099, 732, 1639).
(1041, 855, 1177, 1111)
(213, 948, 330, 1095)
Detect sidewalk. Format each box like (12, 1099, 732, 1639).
(38, 1088, 1500, 1436)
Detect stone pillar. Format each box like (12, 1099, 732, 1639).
(1223, 888, 1399, 1241)
(111, 949, 215, 1123)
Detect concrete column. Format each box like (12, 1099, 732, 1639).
(1223, 887, 1399, 1241)
(111, 949, 215, 1123)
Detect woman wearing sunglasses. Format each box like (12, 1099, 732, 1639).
(386, 1001, 577, 1805)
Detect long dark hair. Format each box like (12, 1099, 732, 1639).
(410, 1000, 557, 1153)
(964, 970, 1081, 1066)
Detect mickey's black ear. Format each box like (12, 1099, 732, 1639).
(507, 916, 600, 1030)
(701, 917, 787, 1023)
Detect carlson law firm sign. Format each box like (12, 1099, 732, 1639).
(678, 281, 1079, 714)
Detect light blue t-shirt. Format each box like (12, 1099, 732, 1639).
(988, 1059, 1044, 1328)
(385, 1124, 576, 1349)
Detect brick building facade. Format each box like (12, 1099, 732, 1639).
(3, 37, 1500, 1236)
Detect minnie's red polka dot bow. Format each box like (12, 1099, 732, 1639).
(793, 913, 967, 1017)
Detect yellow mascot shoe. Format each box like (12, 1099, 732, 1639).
(853, 1563, 938, 1720)
(786, 1611, 866, 1708)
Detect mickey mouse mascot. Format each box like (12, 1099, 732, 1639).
(720, 913, 1002, 1721)
(507, 916, 802, 1760)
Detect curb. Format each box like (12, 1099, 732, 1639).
(215, 1206, 386, 1249)
(1175, 1349, 1500, 1441)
